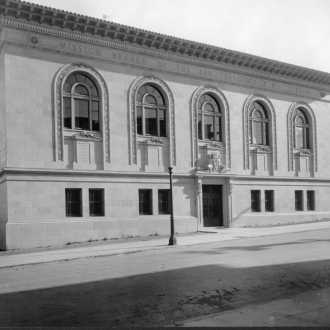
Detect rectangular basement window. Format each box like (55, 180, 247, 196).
(295, 190, 303, 211)
(65, 189, 82, 217)
(251, 190, 261, 212)
(307, 190, 315, 211)
(265, 190, 274, 212)
(139, 189, 152, 215)
(89, 189, 104, 216)
(158, 189, 170, 215)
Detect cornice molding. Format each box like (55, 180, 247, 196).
(0, 1, 330, 87)
(0, 168, 192, 179)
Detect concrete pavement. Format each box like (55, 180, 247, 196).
(0, 220, 330, 268)
(173, 287, 330, 327)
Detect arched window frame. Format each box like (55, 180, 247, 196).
(248, 102, 269, 146)
(136, 84, 167, 137)
(191, 86, 230, 168)
(62, 74, 101, 131)
(54, 64, 110, 163)
(288, 102, 317, 172)
(197, 93, 223, 142)
(129, 76, 176, 166)
(243, 95, 277, 171)
(293, 109, 309, 149)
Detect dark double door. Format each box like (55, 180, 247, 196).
(202, 185, 223, 227)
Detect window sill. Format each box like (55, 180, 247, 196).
(64, 128, 102, 134)
(137, 136, 169, 143)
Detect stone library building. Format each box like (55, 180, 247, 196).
(0, 0, 330, 250)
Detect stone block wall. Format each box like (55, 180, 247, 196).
(0, 53, 6, 169)
(3, 174, 197, 249)
(231, 179, 330, 227)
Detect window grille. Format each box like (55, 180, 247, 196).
(251, 190, 261, 212)
(307, 191, 315, 211)
(158, 190, 170, 214)
(89, 189, 104, 216)
(66, 189, 82, 217)
(265, 190, 274, 212)
(139, 190, 152, 215)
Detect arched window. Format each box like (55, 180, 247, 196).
(249, 102, 269, 145)
(197, 94, 222, 141)
(136, 85, 166, 137)
(63, 73, 100, 131)
(293, 108, 309, 149)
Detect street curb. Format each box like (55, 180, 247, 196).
(1, 224, 330, 269)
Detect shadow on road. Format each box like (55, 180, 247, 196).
(0, 258, 330, 327)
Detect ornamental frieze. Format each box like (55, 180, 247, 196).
(2, 22, 326, 99)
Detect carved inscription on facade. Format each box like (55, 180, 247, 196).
(78, 143, 90, 164)
(148, 148, 159, 167)
(58, 42, 318, 98)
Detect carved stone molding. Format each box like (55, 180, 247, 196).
(128, 76, 176, 166)
(53, 63, 110, 162)
(204, 151, 231, 174)
(205, 141, 225, 149)
(243, 95, 277, 171)
(191, 86, 230, 168)
(71, 131, 102, 141)
(254, 146, 272, 153)
(1, 14, 330, 87)
(288, 102, 317, 172)
(144, 137, 166, 145)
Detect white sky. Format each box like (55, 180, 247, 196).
(30, 0, 330, 73)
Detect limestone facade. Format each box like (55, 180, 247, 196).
(0, 0, 330, 249)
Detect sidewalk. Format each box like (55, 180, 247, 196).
(173, 287, 330, 327)
(0, 221, 330, 269)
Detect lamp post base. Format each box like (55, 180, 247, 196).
(168, 236, 177, 246)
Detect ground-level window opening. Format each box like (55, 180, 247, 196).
(251, 190, 261, 212)
(295, 190, 303, 211)
(307, 190, 315, 211)
(66, 189, 82, 217)
(158, 189, 170, 214)
(89, 189, 104, 216)
(139, 189, 152, 215)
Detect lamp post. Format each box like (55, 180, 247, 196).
(168, 167, 177, 245)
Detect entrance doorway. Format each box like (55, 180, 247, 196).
(202, 185, 223, 227)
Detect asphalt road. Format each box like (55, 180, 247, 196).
(1, 229, 330, 327)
